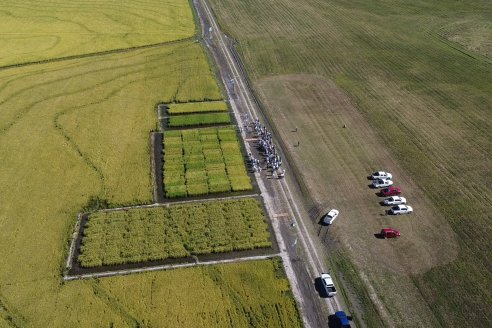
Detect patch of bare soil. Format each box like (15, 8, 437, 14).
(256, 74, 459, 325)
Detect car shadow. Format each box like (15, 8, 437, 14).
(374, 233, 385, 239)
(314, 277, 329, 298)
(376, 191, 385, 197)
(327, 314, 339, 328)
(379, 201, 387, 206)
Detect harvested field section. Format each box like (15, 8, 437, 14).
(168, 101, 229, 114)
(210, 0, 492, 325)
(0, 0, 195, 67)
(257, 74, 457, 326)
(78, 198, 272, 267)
(168, 112, 231, 127)
(100, 259, 303, 328)
(163, 127, 252, 197)
(0, 41, 223, 325)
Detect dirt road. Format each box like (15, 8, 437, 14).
(193, 0, 350, 326)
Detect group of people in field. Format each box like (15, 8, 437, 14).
(244, 115, 285, 178)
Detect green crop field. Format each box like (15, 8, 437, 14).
(209, 0, 492, 326)
(168, 100, 229, 114)
(164, 127, 252, 197)
(168, 112, 232, 127)
(0, 0, 195, 67)
(78, 198, 271, 267)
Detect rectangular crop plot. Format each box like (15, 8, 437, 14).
(78, 198, 271, 267)
(167, 101, 229, 114)
(163, 127, 252, 197)
(168, 112, 231, 127)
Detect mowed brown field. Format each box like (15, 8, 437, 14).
(257, 75, 458, 326)
(209, 0, 492, 326)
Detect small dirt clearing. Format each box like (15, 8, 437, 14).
(257, 74, 459, 325)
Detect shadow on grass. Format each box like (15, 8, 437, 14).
(314, 277, 330, 298)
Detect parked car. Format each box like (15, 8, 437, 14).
(320, 273, 337, 297)
(334, 311, 351, 328)
(381, 186, 401, 196)
(322, 209, 339, 225)
(388, 205, 413, 215)
(380, 228, 401, 238)
(372, 179, 393, 188)
(369, 171, 393, 180)
(383, 196, 406, 205)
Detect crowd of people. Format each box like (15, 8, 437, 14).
(245, 117, 285, 178)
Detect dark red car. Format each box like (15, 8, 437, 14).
(381, 228, 401, 238)
(381, 186, 401, 196)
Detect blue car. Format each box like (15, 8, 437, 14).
(335, 311, 351, 328)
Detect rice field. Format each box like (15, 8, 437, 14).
(168, 101, 229, 114)
(0, 0, 195, 67)
(0, 0, 306, 326)
(100, 259, 303, 328)
(163, 127, 252, 197)
(209, 0, 492, 325)
(78, 198, 271, 267)
(168, 112, 231, 127)
(0, 40, 239, 326)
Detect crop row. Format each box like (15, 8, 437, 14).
(168, 112, 231, 127)
(78, 198, 271, 267)
(163, 127, 252, 197)
(167, 101, 229, 114)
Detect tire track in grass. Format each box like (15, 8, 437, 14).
(0, 41, 196, 137)
(0, 37, 195, 72)
(90, 281, 143, 328)
(0, 297, 25, 328)
(52, 61, 173, 195)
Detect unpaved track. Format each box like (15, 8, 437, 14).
(193, 0, 350, 326)
(65, 253, 280, 281)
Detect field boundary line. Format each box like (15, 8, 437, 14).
(150, 133, 158, 203)
(65, 213, 82, 273)
(64, 253, 280, 281)
(100, 193, 261, 213)
(0, 37, 196, 71)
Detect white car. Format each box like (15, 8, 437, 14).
(322, 209, 339, 225)
(388, 205, 413, 215)
(372, 179, 393, 188)
(320, 273, 337, 297)
(383, 196, 407, 205)
(370, 171, 393, 180)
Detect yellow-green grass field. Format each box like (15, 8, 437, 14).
(168, 100, 229, 114)
(98, 259, 303, 328)
(0, 0, 195, 67)
(209, 0, 492, 326)
(79, 198, 271, 267)
(0, 40, 243, 326)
